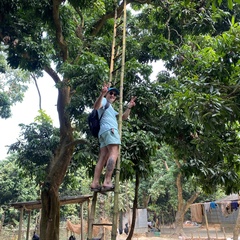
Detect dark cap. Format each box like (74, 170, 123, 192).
(108, 87, 119, 95)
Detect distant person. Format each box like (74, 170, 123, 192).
(90, 83, 136, 192)
(32, 232, 40, 240)
(148, 220, 153, 229)
(69, 235, 76, 240)
(124, 223, 129, 235)
(118, 228, 123, 234)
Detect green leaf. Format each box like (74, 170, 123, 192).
(231, 15, 235, 25)
(228, 0, 233, 9)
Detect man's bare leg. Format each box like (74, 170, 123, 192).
(102, 144, 119, 188)
(90, 146, 109, 189)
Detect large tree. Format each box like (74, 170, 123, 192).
(153, 16, 240, 240)
(2, 0, 240, 239)
(0, 1, 154, 239)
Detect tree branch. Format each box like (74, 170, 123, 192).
(91, 0, 151, 36)
(52, 0, 69, 61)
(31, 73, 42, 110)
(65, 138, 89, 148)
(44, 65, 61, 84)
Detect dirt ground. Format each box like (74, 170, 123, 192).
(116, 224, 234, 240)
(0, 224, 235, 240)
(117, 234, 229, 240)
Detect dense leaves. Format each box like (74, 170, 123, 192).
(8, 120, 60, 183)
(0, 158, 38, 205)
(2, 0, 240, 238)
(160, 24, 240, 193)
(0, 51, 30, 118)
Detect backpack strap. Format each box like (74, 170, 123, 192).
(99, 101, 110, 121)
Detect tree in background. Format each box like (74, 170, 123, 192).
(168, 25, 240, 239)
(0, 158, 38, 227)
(121, 123, 159, 240)
(0, 51, 30, 119)
(0, 158, 38, 205)
(133, 1, 240, 237)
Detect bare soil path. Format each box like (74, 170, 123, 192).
(117, 224, 234, 240)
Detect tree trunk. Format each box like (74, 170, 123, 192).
(40, 0, 75, 235)
(126, 172, 139, 240)
(40, 142, 74, 240)
(174, 159, 200, 236)
(174, 210, 185, 235)
(40, 185, 60, 240)
(142, 192, 150, 208)
(174, 170, 185, 236)
(40, 85, 74, 240)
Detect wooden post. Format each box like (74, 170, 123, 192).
(26, 210, 31, 240)
(87, 199, 91, 239)
(222, 227, 226, 239)
(18, 207, 24, 240)
(203, 204, 210, 240)
(80, 203, 84, 240)
(88, 192, 98, 239)
(0, 211, 4, 233)
(215, 226, 218, 239)
(36, 209, 41, 236)
(162, 215, 164, 234)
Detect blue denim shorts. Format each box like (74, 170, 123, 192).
(99, 129, 121, 148)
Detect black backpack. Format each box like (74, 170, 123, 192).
(88, 102, 110, 138)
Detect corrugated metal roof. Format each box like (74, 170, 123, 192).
(215, 193, 239, 203)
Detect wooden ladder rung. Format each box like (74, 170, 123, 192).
(116, 20, 123, 28)
(114, 41, 122, 49)
(114, 52, 122, 61)
(111, 66, 121, 74)
(92, 223, 113, 226)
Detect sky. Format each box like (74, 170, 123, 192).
(0, 75, 59, 160)
(0, 61, 162, 160)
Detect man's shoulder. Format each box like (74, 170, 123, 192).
(101, 97, 107, 106)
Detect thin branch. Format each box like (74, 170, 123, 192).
(171, 28, 183, 45)
(158, 1, 172, 41)
(31, 73, 42, 110)
(163, 160, 169, 171)
(73, 7, 84, 40)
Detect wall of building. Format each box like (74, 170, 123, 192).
(205, 207, 239, 225)
(120, 208, 148, 234)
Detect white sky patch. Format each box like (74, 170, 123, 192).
(0, 74, 58, 160)
(150, 60, 165, 80)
